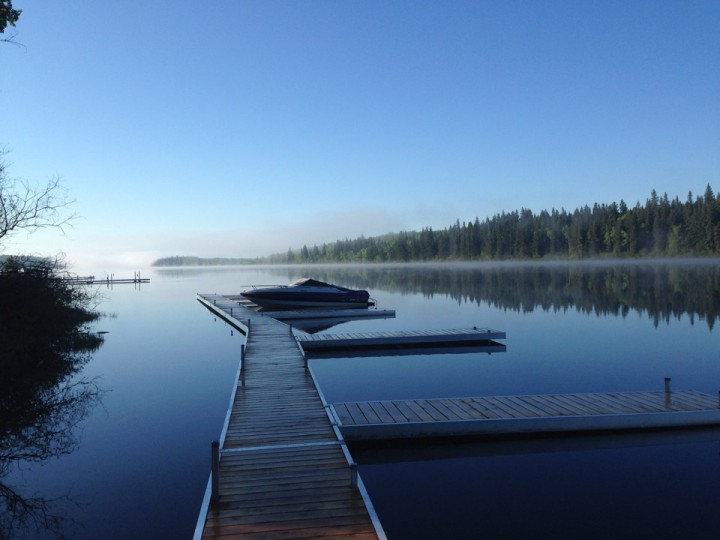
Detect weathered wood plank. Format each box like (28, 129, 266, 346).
(367, 402, 397, 424)
(459, 397, 504, 419)
(391, 400, 424, 422)
(404, 400, 436, 422)
(356, 402, 383, 424)
(497, 396, 546, 417)
(377, 401, 407, 423)
(473, 396, 518, 418)
(344, 402, 370, 425)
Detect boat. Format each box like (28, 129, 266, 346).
(240, 278, 372, 308)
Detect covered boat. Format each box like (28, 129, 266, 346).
(240, 278, 372, 308)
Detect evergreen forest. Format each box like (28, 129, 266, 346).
(153, 186, 720, 266)
(274, 186, 720, 263)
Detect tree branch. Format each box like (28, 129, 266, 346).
(0, 152, 77, 245)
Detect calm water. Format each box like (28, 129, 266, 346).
(3, 261, 720, 539)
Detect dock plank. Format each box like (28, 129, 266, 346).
(377, 401, 407, 423)
(367, 402, 397, 424)
(460, 397, 505, 419)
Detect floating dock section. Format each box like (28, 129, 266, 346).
(331, 389, 720, 441)
(297, 328, 505, 354)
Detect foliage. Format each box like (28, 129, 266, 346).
(0, 0, 21, 41)
(0, 256, 103, 539)
(278, 186, 720, 263)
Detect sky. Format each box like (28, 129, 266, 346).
(1, 1, 718, 272)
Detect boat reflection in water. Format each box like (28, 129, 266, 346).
(239, 278, 397, 335)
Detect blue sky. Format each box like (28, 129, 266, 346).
(1, 1, 718, 271)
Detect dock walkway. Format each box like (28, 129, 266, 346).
(332, 390, 720, 440)
(195, 294, 383, 539)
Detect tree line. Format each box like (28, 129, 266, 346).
(268, 186, 720, 263)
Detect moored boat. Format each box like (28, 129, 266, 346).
(240, 278, 372, 308)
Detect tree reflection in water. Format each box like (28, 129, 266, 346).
(260, 259, 720, 330)
(0, 259, 104, 539)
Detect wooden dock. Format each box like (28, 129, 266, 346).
(194, 292, 720, 534)
(194, 294, 384, 539)
(331, 389, 720, 440)
(296, 328, 506, 352)
(63, 275, 149, 285)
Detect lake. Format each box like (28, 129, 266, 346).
(3, 260, 720, 539)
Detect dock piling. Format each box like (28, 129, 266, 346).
(211, 440, 220, 504)
(665, 377, 672, 394)
(350, 462, 358, 489)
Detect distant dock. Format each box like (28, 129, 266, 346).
(63, 272, 149, 285)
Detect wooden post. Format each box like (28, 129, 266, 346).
(240, 344, 245, 372)
(303, 351, 308, 370)
(350, 462, 358, 489)
(664, 377, 671, 394)
(211, 441, 220, 503)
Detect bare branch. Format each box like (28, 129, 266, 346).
(0, 152, 77, 247)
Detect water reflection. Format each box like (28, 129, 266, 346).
(0, 269, 104, 539)
(352, 429, 720, 540)
(260, 259, 720, 329)
(152, 263, 718, 537)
